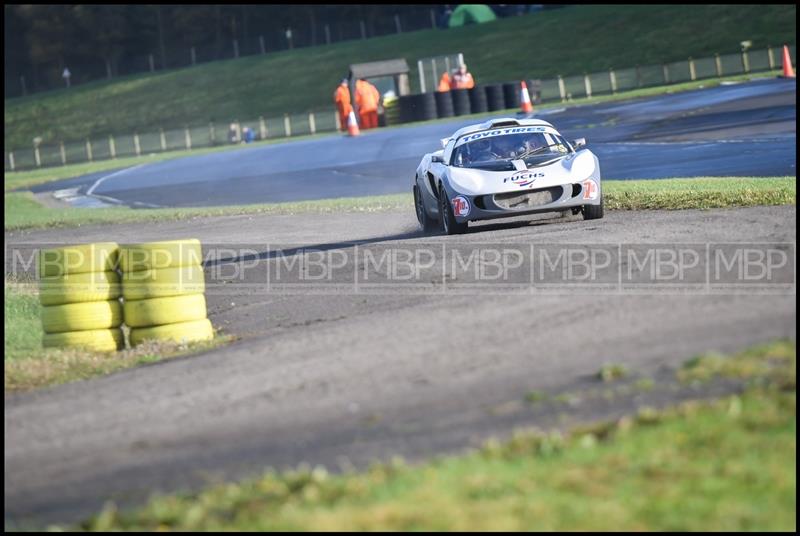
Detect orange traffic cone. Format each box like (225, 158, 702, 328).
(520, 81, 533, 114)
(781, 44, 795, 78)
(346, 110, 360, 136)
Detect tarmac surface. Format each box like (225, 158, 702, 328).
(4, 205, 797, 527)
(5, 77, 797, 527)
(28, 77, 796, 208)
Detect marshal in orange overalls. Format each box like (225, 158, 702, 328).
(333, 80, 353, 132)
(355, 79, 380, 129)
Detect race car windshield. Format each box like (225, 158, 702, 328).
(451, 131, 571, 169)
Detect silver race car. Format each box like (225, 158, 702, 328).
(413, 118, 603, 234)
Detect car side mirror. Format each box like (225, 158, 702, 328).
(572, 138, 586, 150)
(431, 154, 444, 164)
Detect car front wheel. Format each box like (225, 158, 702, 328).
(582, 195, 604, 220)
(439, 185, 468, 235)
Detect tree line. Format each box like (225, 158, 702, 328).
(5, 5, 460, 95)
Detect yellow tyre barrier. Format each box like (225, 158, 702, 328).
(42, 328, 124, 352)
(123, 294, 207, 328)
(119, 239, 202, 273)
(130, 318, 214, 346)
(40, 300, 123, 334)
(39, 242, 119, 277)
(121, 264, 205, 300)
(39, 271, 121, 306)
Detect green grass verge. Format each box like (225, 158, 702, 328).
(5, 4, 795, 147)
(4, 69, 781, 190)
(4, 177, 795, 231)
(4, 279, 232, 391)
(72, 341, 795, 531)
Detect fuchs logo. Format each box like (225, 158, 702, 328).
(452, 196, 470, 217)
(504, 171, 544, 187)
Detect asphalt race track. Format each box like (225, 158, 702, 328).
(5, 77, 797, 527)
(29, 77, 796, 208)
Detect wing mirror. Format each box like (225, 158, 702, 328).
(431, 154, 444, 164)
(572, 138, 586, 150)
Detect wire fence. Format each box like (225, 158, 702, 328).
(5, 45, 794, 173)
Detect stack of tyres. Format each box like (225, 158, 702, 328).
(38, 242, 124, 352)
(451, 89, 471, 116)
(434, 91, 455, 118)
(485, 84, 506, 112)
(468, 86, 488, 114)
(119, 239, 213, 346)
(383, 95, 400, 125)
(502, 82, 521, 110)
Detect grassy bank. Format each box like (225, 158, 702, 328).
(4, 279, 231, 391)
(74, 340, 795, 531)
(5, 4, 795, 147)
(4, 177, 795, 231)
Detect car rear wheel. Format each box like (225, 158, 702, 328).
(582, 195, 604, 220)
(439, 185, 468, 235)
(414, 184, 438, 233)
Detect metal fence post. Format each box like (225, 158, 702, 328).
(324, 25, 331, 45)
(259, 116, 268, 139)
(134, 133, 141, 156)
(259, 35, 266, 54)
(635, 65, 642, 88)
(235, 121, 242, 142)
(689, 57, 697, 81)
(20, 76, 27, 96)
(60, 142, 67, 166)
(209, 122, 216, 145)
(109, 135, 116, 159)
(284, 114, 292, 137)
(159, 128, 166, 151)
(149, 54, 155, 73)
(184, 127, 192, 150)
(191, 47, 196, 66)
(742, 50, 750, 73)
(430, 9, 437, 28)
(609, 69, 617, 94)
(662, 64, 670, 84)
(557, 75, 566, 102)
(394, 14, 402, 33)
(309, 112, 316, 134)
(34, 144, 41, 167)
(8, 152, 15, 172)
(584, 74, 592, 98)
(360, 20, 367, 39)
(715, 53, 723, 77)
(767, 46, 775, 69)
(233, 40, 239, 59)
(418, 60, 426, 93)
(86, 139, 93, 162)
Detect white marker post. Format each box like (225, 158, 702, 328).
(62, 67, 71, 88)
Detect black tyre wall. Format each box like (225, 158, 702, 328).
(434, 91, 455, 118)
(468, 86, 488, 114)
(502, 82, 521, 110)
(485, 84, 506, 112)
(451, 89, 471, 115)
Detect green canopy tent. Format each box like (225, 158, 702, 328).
(447, 4, 497, 28)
